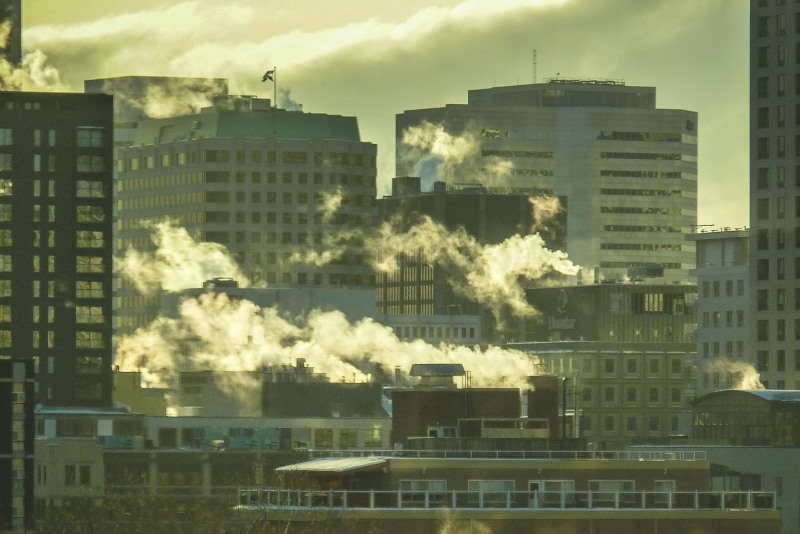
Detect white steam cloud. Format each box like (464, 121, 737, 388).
(400, 121, 513, 190)
(0, 21, 66, 91)
(114, 77, 229, 119)
(368, 215, 577, 322)
(704, 358, 765, 391)
(115, 291, 542, 391)
(116, 220, 250, 294)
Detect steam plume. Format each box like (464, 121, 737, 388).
(278, 87, 303, 111)
(116, 220, 250, 294)
(704, 358, 765, 391)
(400, 121, 513, 190)
(0, 22, 67, 91)
(115, 292, 542, 391)
(101, 77, 229, 119)
(367, 215, 577, 322)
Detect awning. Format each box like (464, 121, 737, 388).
(276, 456, 387, 474)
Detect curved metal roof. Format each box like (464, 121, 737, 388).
(693, 389, 800, 405)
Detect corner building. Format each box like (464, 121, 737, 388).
(750, 0, 800, 390)
(0, 92, 114, 407)
(397, 80, 698, 283)
(115, 97, 377, 332)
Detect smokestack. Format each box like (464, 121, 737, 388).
(394, 366, 402, 387)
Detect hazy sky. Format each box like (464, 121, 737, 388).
(22, 0, 749, 227)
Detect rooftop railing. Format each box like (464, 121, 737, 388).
(306, 449, 707, 461)
(238, 488, 776, 511)
(236, 488, 774, 512)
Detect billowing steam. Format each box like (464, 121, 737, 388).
(115, 291, 542, 391)
(278, 87, 303, 111)
(529, 195, 563, 236)
(400, 121, 513, 191)
(368, 215, 577, 322)
(0, 22, 66, 91)
(101, 77, 229, 119)
(704, 358, 765, 391)
(116, 220, 250, 294)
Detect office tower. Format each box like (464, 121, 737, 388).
(397, 80, 698, 283)
(0, 91, 114, 406)
(750, 1, 800, 390)
(115, 96, 377, 332)
(0, 359, 34, 532)
(0, 0, 21, 66)
(689, 230, 750, 394)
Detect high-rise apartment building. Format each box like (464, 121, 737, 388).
(0, 91, 114, 407)
(749, 0, 800, 390)
(115, 96, 377, 332)
(397, 80, 698, 283)
(0, 0, 21, 65)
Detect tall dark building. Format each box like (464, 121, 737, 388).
(0, 91, 114, 406)
(0, 0, 21, 65)
(0, 359, 34, 532)
(749, 1, 800, 390)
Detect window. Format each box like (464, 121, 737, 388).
(77, 155, 104, 172)
(649, 359, 660, 374)
(76, 231, 104, 248)
(589, 480, 635, 503)
(758, 106, 770, 128)
(76, 180, 104, 198)
(77, 128, 104, 147)
(76, 331, 104, 348)
(76, 281, 103, 299)
(77, 207, 105, 225)
(757, 137, 769, 159)
(625, 387, 637, 403)
(77, 256, 104, 273)
(75, 306, 104, 324)
(603, 387, 615, 403)
(604, 358, 615, 374)
(649, 387, 660, 404)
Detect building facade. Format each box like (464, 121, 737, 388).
(115, 97, 377, 332)
(0, 359, 34, 532)
(0, 91, 114, 407)
(749, 1, 800, 390)
(689, 229, 751, 394)
(397, 80, 698, 284)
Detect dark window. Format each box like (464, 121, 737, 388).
(758, 107, 770, 128)
(758, 77, 769, 98)
(757, 320, 769, 342)
(757, 258, 770, 280)
(757, 168, 769, 189)
(758, 46, 769, 68)
(757, 289, 769, 311)
(757, 350, 769, 372)
(757, 16, 769, 38)
(757, 138, 769, 159)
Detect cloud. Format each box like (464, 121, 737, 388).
(26, 0, 748, 226)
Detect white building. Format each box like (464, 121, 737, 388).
(689, 229, 751, 394)
(396, 80, 698, 283)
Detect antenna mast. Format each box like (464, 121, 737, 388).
(532, 50, 537, 83)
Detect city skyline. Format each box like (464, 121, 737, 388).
(20, 0, 749, 228)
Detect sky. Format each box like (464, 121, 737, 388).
(22, 0, 749, 228)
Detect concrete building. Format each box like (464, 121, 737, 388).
(0, 91, 114, 406)
(0, 359, 34, 533)
(115, 96, 377, 332)
(397, 80, 698, 284)
(0, 0, 21, 66)
(689, 229, 751, 394)
(509, 282, 698, 447)
(749, 1, 800, 390)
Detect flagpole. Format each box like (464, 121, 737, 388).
(273, 66, 277, 109)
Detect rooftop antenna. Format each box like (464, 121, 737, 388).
(532, 49, 537, 83)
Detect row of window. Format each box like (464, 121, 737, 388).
(0, 330, 104, 349)
(581, 385, 682, 405)
(600, 243, 683, 252)
(754, 133, 800, 159)
(120, 170, 374, 190)
(600, 206, 684, 216)
(755, 317, 800, 343)
(755, 348, 800, 374)
(0, 280, 104, 300)
(751, 195, 800, 219)
(702, 279, 747, 300)
(0, 154, 105, 173)
(700, 340, 745, 359)
(595, 131, 690, 143)
(701, 310, 745, 328)
(0, 127, 105, 148)
(599, 170, 685, 179)
(754, 256, 800, 280)
(584, 414, 679, 435)
(122, 150, 375, 171)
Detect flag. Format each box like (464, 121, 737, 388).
(262, 70, 274, 82)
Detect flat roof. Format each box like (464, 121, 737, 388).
(276, 457, 387, 474)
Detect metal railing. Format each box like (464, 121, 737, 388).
(236, 488, 774, 512)
(306, 449, 707, 461)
